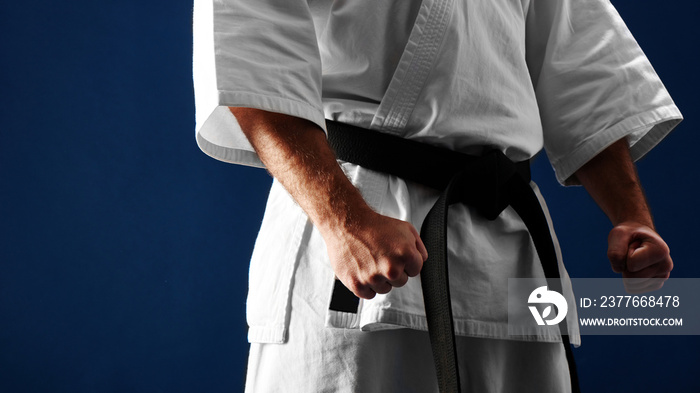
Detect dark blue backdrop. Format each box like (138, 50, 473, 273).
(1, 1, 698, 392)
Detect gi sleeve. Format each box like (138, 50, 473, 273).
(193, 0, 325, 168)
(525, 0, 682, 185)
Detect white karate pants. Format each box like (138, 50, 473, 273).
(245, 285, 571, 393)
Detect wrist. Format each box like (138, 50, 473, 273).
(315, 194, 376, 240)
(610, 210, 654, 230)
(613, 220, 655, 232)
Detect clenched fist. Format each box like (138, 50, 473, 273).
(323, 209, 428, 299)
(607, 222, 673, 293)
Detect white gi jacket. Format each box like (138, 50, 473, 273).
(192, 0, 681, 346)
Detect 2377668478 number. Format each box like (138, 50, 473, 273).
(599, 295, 680, 308)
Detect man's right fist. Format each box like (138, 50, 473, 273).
(324, 210, 428, 299)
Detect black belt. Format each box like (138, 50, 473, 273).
(325, 120, 580, 393)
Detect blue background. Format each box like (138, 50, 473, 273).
(1, 1, 698, 392)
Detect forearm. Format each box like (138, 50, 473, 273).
(572, 138, 671, 284)
(229, 107, 372, 235)
(573, 139, 654, 229)
(230, 107, 427, 298)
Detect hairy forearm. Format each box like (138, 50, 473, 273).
(573, 139, 654, 229)
(230, 107, 427, 298)
(573, 138, 671, 285)
(229, 107, 372, 235)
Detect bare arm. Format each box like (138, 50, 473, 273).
(573, 139, 672, 290)
(230, 107, 428, 299)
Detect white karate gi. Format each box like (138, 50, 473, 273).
(193, 0, 681, 390)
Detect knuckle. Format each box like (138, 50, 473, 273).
(362, 291, 377, 300)
(393, 274, 409, 288)
(608, 226, 627, 240)
(368, 272, 390, 291)
(374, 282, 392, 295)
(355, 286, 376, 300)
(607, 248, 625, 262)
(661, 259, 673, 274)
(405, 258, 423, 277)
(391, 247, 410, 261)
(347, 278, 368, 297)
(383, 265, 402, 281)
(405, 265, 421, 277)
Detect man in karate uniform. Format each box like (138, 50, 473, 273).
(193, 0, 680, 391)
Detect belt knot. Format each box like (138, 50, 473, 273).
(449, 149, 518, 221)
